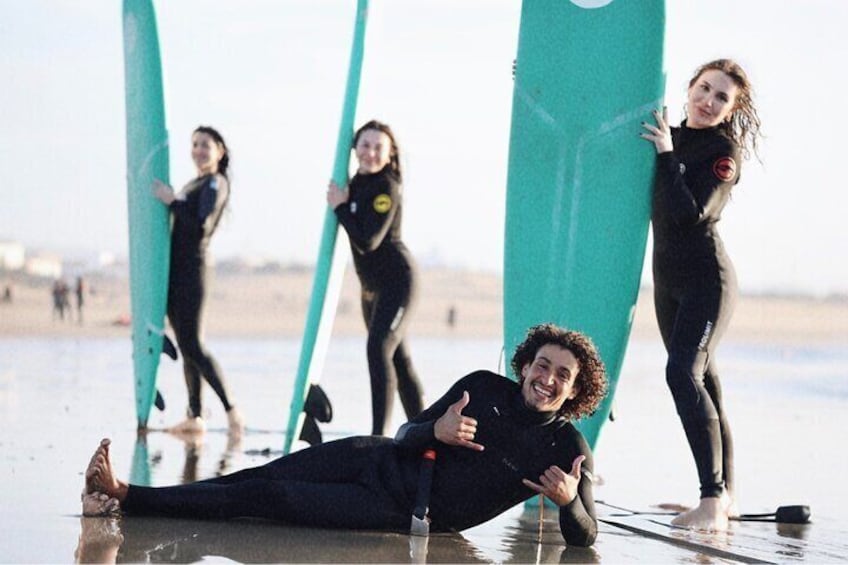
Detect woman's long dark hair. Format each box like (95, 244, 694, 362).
(353, 120, 402, 180)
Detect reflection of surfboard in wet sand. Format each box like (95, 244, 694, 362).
(283, 0, 369, 455)
(504, 0, 665, 449)
(122, 0, 174, 429)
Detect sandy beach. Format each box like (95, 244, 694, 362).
(1, 266, 847, 563)
(2, 266, 847, 344)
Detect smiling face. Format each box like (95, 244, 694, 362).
(191, 131, 225, 175)
(520, 344, 580, 413)
(686, 69, 739, 129)
(354, 128, 393, 174)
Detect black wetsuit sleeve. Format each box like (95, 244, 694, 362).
(394, 374, 474, 449)
(655, 137, 740, 227)
(557, 439, 598, 547)
(170, 175, 228, 237)
(334, 174, 400, 253)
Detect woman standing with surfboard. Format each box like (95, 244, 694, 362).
(641, 59, 761, 531)
(326, 120, 424, 435)
(153, 125, 243, 436)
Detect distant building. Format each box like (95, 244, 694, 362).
(0, 240, 25, 271)
(25, 253, 63, 279)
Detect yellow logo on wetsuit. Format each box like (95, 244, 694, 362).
(373, 194, 392, 214)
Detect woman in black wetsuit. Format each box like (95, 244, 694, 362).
(153, 126, 243, 436)
(641, 59, 761, 531)
(326, 120, 424, 435)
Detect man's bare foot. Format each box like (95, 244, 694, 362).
(671, 497, 729, 532)
(74, 515, 123, 563)
(85, 438, 128, 503)
(167, 416, 206, 434)
(84, 439, 109, 495)
(81, 491, 121, 517)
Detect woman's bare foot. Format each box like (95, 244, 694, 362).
(81, 491, 121, 517)
(227, 407, 245, 436)
(720, 490, 739, 519)
(85, 439, 128, 503)
(671, 496, 729, 532)
(167, 416, 206, 434)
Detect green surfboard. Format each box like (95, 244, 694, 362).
(122, 0, 170, 429)
(283, 0, 369, 455)
(504, 0, 665, 449)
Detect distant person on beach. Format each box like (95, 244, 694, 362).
(153, 125, 243, 436)
(83, 324, 607, 547)
(75, 276, 85, 325)
(447, 305, 457, 329)
(326, 120, 424, 435)
(641, 59, 762, 531)
(52, 279, 69, 321)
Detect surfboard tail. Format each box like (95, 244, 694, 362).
(123, 0, 171, 429)
(283, 0, 369, 454)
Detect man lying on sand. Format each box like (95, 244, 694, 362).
(84, 324, 607, 547)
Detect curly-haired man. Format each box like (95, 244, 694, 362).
(84, 324, 607, 547)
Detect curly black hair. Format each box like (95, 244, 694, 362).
(510, 323, 607, 420)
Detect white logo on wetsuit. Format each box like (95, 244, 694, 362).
(679, 163, 687, 175)
(350, 202, 357, 214)
(698, 321, 714, 350)
(501, 457, 519, 472)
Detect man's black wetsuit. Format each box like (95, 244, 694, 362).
(652, 122, 741, 499)
(168, 173, 234, 419)
(122, 370, 598, 546)
(334, 166, 424, 435)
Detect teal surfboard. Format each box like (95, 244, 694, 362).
(504, 0, 665, 449)
(122, 0, 170, 429)
(283, 0, 369, 455)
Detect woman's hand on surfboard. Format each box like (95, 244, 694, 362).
(640, 107, 673, 154)
(522, 454, 585, 506)
(326, 180, 349, 209)
(152, 178, 176, 205)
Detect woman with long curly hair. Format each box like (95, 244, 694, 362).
(641, 59, 762, 531)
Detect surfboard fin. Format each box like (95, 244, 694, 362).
(304, 384, 333, 423)
(161, 335, 178, 361)
(298, 414, 322, 446)
(154, 389, 165, 411)
(296, 385, 333, 447)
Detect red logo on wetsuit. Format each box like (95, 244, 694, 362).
(712, 157, 737, 182)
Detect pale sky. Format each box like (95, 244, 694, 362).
(1, 1, 846, 296)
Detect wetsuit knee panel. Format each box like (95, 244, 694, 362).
(664, 351, 709, 412)
(366, 331, 401, 358)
